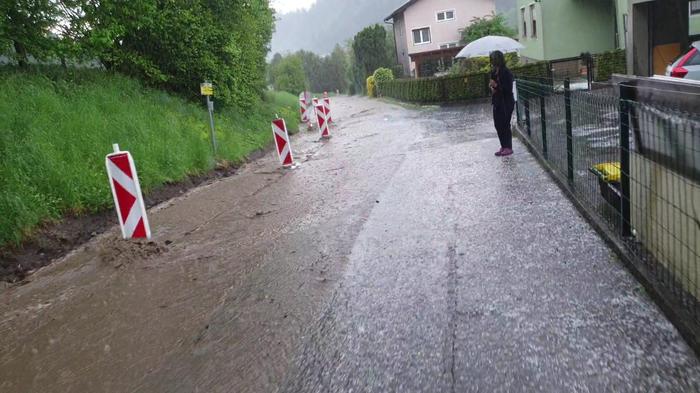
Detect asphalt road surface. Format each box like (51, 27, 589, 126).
(1, 96, 699, 392)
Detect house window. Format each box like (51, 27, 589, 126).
(691, 0, 700, 15)
(412, 27, 431, 45)
(440, 42, 458, 49)
(437, 10, 455, 22)
(530, 4, 537, 38)
(520, 8, 527, 38)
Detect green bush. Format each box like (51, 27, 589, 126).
(373, 69, 394, 82)
(378, 70, 490, 103)
(366, 75, 376, 98)
(391, 65, 405, 79)
(450, 53, 519, 75)
(270, 54, 308, 95)
(0, 68, 300, 247)
(372, 67, 394, 97)
(594, 49, 626, 82)
(511, 61, 550, 79)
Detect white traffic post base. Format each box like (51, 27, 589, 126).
(105, 144, 152, 239)
(271, 118, 295, 168)
(316, 104, 331, 139)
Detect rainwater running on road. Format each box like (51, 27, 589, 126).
(1, 97, 699, 393)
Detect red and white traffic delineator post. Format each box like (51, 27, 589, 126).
(304, 92, 316, 126)
(312, 97, 319, 121)
(316, 103, 330, 139)
(271, 118, 294, 168)
(105, 144, 151, 239)
(299, 92, 309, 124)
(323, 96, 333, 123)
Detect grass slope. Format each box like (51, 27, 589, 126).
(0, 68, 299, 247)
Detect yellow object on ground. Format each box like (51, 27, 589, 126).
(591, 162, 621, 183)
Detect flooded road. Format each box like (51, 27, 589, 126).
(2, 96, 700, 392)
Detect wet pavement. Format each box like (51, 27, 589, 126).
(1, 97, 700, 392)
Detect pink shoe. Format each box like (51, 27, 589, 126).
(495, 148, 505, 156)
(500, 148, 513, 156)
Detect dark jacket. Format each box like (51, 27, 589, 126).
(490, 67, 514, 107)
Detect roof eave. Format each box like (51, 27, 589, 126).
(384, 0, 417, 24)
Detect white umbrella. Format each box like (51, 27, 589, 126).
(455, 35, 524, 59)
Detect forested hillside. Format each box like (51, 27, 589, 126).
(271, 0, 405, 55)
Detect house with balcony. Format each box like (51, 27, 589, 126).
(385, 0, 496, 77)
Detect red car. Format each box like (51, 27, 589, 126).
(666, 41, 700, 80)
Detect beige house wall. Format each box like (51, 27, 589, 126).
(631, 154, 700, 299)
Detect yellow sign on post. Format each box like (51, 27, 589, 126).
(200, 82, 214, 96)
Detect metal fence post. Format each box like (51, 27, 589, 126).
(540, 93, 548, 160)
(514, 80, 521, 125)
(564, 78, 574, 184)
(206, 95, 218, 155)
(619, 83, 632, 237)
(524, 93, 531, 136)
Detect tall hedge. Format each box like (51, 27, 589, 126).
(593, 49, 626, 82)
(377, 61, 550, 104)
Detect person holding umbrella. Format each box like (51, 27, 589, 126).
(488, 50, 514, 157)
(455, 36, 523, 157)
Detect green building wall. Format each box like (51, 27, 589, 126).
(691, 14, 700, 36)
(517, 1, 545, 60)
(517, 0, 618, 61)
(616, 0, 628, 49)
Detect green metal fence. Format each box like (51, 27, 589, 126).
(516, 77, 700, 341)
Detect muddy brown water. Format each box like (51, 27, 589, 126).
(0, 164, 244, 283)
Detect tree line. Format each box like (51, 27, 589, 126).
(0, 0, 274, 109)
(268, 24, 398, 95)
(267, 12, 517, 95)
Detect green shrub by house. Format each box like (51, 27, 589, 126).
(372, 68, 394, 96)
(366, 75, 376, 98)
(594, 49, 626, 82)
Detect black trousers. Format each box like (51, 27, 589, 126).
(493, 101, 515, 149)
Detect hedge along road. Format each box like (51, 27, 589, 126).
(1, 96, 700, 392)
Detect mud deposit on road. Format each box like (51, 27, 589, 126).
(0, 158, 252, 283)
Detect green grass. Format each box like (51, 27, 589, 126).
(0, 68, 300, 247)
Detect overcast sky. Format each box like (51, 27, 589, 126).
(271, 0, 318, 14)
